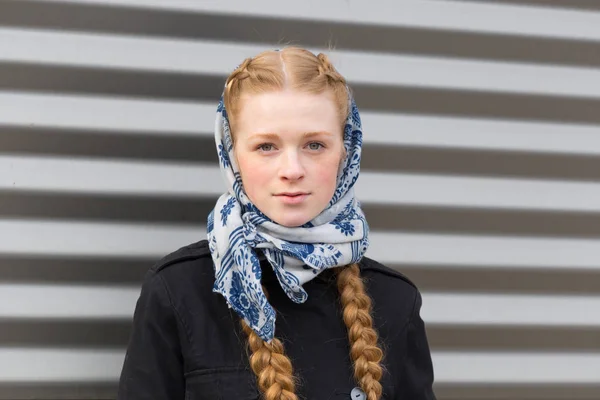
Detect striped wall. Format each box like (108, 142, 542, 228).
(1, 0, 600, 398)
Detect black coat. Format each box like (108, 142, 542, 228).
(117, 240, 436, 400)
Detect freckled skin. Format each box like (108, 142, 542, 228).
(234, 90, 344, 227)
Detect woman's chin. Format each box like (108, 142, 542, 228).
(269, 212, 314, 228)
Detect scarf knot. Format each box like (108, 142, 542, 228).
(242, 213, 264, 247)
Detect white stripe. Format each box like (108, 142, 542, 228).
(3, 281, 599, 327)
(0, 156, 225, 198)
(421, 293, 600, 327)
(434, 352, 600, 384)
(0, 284, 139, 319)
(0, 348, 125, 382)
(361, 112, 600, 156)
(3, 28, 600, 98)
(30, 0, 600, 41)
(0, 92, 211, 135)
(0, 220, 204, 258)
(359, 172, 600, 212)
(4, 155, 600, 213)
(368, 231, 600, 269)
(4, 93, 600, 156)
(1, 348, 599, 384)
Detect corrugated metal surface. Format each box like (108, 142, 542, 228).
(1, 0, 600, 398)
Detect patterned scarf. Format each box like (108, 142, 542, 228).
(207, 90, 369, 342)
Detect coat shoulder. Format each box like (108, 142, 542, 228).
(150, 239, 212, 274)
(360, 256, 419, 292)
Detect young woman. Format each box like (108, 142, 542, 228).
(118, 47, 436, 400)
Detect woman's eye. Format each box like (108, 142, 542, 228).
(258, 143, 274, 152)
(308, 142, 324, 150)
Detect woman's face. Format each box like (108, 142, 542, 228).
(233, 90, 344, 227)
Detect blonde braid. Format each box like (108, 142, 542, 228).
(225, 57, 253, 95)
(241, 286, 298, 400)
(337, 263, 384, 400)
(316, 53, 347, 85)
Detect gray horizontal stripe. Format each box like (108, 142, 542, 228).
(0, 319, 130, 348)
(363, 205, 600, 238)
(1, 1, 600, 67)
(2, 320, 599, 352)
(0, 191, 213, 224)
(0, 125, 212, 163)
(5, 192, 600, 238)
(0, 382, 117, 400)
(353, 85, 600, 124)
(2, 254, 598, 295)
(362, 145, 600, 181)
(395, 264, 600, 295)
(3, 61, 600, 124)
(3, 254, 600, 294)
(0, 255, 150, 284)
(0, 62, 222, 101)
(5, 125, 600, 182)
(435, 383, 600, 400)
(428, 325, 600, 352)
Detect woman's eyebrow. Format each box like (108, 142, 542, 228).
(248, 132, 279, 141)
(302, 131, 334, 138)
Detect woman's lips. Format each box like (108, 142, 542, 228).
(275, 193, 309, 205)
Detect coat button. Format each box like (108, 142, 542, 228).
(351, 387, 366, 400)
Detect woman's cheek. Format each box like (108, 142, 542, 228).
(237, 156, 258, 188)
(251, 160, 273, 185)
(317, 156, 341, 186)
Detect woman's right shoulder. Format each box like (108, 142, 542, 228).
(143, 239, 216, 302)
(150, 239, 212, 275)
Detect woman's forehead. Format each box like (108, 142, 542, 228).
(236, 91, 341, 138)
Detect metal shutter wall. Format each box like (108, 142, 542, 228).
(1, 0, 599, 399)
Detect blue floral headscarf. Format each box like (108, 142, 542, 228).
(207, 85, 369, 342)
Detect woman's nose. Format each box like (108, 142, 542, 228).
(279, 151, 305, 181)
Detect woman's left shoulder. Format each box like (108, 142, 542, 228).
(360, 257, 418, 288)
(359, 257, 420, 302)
